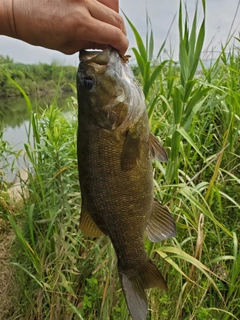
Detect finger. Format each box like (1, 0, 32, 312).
(87, 21, 128, 54)
(98, 0, 119, 12)
(69, 20, 129, 55)
(90, 1, 127, 36)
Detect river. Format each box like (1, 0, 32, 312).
(0, 92, 73, 181)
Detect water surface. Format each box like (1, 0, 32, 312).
(1, 93, 73, 181)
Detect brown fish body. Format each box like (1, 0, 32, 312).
(77, 49, 176, 320)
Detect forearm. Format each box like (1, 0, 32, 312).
(0, 0, 16, 37)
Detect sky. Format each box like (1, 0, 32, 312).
(0, 0, 240, 66)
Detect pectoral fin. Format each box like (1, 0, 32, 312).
(149, 132, 168, 162)
(146, 198, 176, 242)
(79, 207, 104, 237)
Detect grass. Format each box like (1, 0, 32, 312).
(0, 0, 240, 319)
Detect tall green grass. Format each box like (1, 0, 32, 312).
(126, 1, 240, 319)
(1, 0, 240, 319)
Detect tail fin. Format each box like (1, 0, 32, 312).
(119, 259, 167, 320)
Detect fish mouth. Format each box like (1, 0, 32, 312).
(79, 49, 130, 66)
(79, 48, 124, 80)
(79, 48, 115, 65)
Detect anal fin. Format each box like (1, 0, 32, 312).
(79, 207, 104, 237)
(146, 198, 176, 242)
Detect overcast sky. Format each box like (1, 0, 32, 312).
(0, 0, 240, 66)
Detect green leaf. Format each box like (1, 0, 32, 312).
(177, 126, 204, 159)
(183, 79, 197, 102)
(172, 86, 183, 124)
(8, 214, 41, 274)
(60, 273, 76, 297)
(157, 246, 225, 300)
(10, 262, 43, 288)
(188, 7, 197, 66)
(182, 87, 211, 128)
(132, 48, 145, 77)
(143, 61, 150, 97)
(123, 13, 147, 62)
(178, 1, 183, 40)
(63, 298, 84, 319)
(189, 20, 205, 80)
(156, 250, 199, 285)
(171, 130, 181, 160)
(149, 23, 154, 61)
(145, 60, 169, 98)
(0, 68, 32, 113)
(156, 13, 177, 60)
(179, 39, 189, 83)
(178, 185, 233, 237)
(219, 191, 240, 210)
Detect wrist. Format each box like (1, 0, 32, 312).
(0, 0, 17, 38)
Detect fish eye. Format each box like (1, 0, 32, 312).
(82, 77, 94, 90)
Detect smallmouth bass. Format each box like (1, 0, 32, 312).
(77, 48, 176, 320)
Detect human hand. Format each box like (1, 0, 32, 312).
(0, 0, 128, 55)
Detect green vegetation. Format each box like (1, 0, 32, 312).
(0, 0, 240, 319)
(0, 55, 76, 97)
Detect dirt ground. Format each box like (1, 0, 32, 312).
(0, 170, 29, 319)
(0, 218, 15, 319)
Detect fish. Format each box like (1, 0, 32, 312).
(76, 48, 176, 320)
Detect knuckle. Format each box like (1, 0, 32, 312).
(111, 29, 128, 54)
(112, 28, 123, 41)
(115, 14, 124, 29)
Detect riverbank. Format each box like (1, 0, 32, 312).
(0, 55, 77, 98)
(0, 84, 73, 98)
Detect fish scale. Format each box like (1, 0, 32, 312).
(77, 48, 176, 320)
